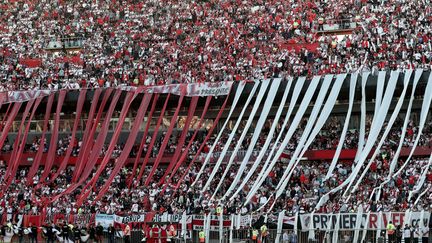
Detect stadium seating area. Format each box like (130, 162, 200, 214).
(0, 0, 432, 90)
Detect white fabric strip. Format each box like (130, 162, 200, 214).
(308, 211, 315, 240)
(220, 78, 281, 200)
(361, 211, 370, 243)
(408, 154, 432, 201)
(245, 76, 321, 204)
(181, 212, 187, 242)
(198, 81, 259, 191)
(370, 70, 420, 201)
(414, 185, 431, 206)
(219, 210, 223, 242)
(354, 72, 370, 163)
(228, 77, 292, 201)
(275, 210, 285, 243)
(205, 214, 211, 243)
(193, 82, 247, 186)
(325, 73, 358, 180)
(229, 215, 234, 243)
(373, 71, 386, 122)
(392, 71, 432, 178)
(352, 205, 364, 243)
(207, 79, 271, 196)
(244, 77, 305, 200)
(274, 74, 346, 204)
(348, 70, 412, 195)
(316, 71, 398, 209)
(332, 213, 341, 243)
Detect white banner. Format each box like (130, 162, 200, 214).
(4, 82, 233, 103)
(300, 212, 431, 230)
(95, 214, 115, 229)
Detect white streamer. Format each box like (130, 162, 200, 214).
(392, 71, 432, 178)
(275, 210, 285, 243)
(245, 76, 320, 204)
(354, 72, 370, 163)
(199, 81, 259, 191)
(193, 82, 247, 186)
(349, 70, 412, 195)
(227, 77, 292, 201)
(325, 72, 358, 180)
(408, 154, 432, 201)
(220, 78, 282, 200)
(371, 69, 421, 201)
(208, 79, 271, 197)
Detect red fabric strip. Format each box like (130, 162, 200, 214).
(128, 94, 160, 187)
(50, 89, 88, 182)
(72, 89, 109, 182)
(40, 90, 67, 182)
(173, 92, 231, 193)
(3, 97, 42, 192)
(48, 89, 123, 203)
(75, 90, 142, 206)
(0, 102, 22, 153)
(159, 96, 199, 185)
(160, 96, 212, 190)
(91, 93, 152, 203)
(136, 94, 172, 184)
(145, 89, 186, 186)
(3, 99, 36, 185)
(27, 94, 55, 183)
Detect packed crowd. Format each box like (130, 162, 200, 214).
(0, 113, 430, 224)
(1, 0, 432, 90)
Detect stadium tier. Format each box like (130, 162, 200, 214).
(1, 0, 432, 242)
(0, 72, 430, 242)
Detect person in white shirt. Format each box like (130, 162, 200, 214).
(403, 224, 411, 243)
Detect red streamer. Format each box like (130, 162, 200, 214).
(27, 94, 55, 183)
(40, 90, 67, 182)
(5, 97, 42, 189)
(71, 89, 107, 182)
(50, 89, 87, 182)
(127, 94, 160, 187)
(174, 92, 231, 193)
(145, 88, 186, 186)
(49, 89, 123, 203)
(3, 99, 36, 186)
(136, 93, 172, 184)
(91, 93, 152, 203)
(160, 96, 212, 191)
(159, 96, 199, 185)
(0, 102, 22, 153)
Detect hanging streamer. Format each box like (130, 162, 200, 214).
(245, 76, 320, 204)
(136, 93, 171, 184)
(348, 70, 411, 196)
(78, 90, 137, 191)
(161, 96, 213, 192)
(209, 79, 272, 198)
(160, 96, 199, 184)
(353, 72, 370, 163)
(270, 74, 346, 211)
(275, 210, 285, 243)
(220, 78, 281, 200)
(49, 90, 122, 203)
(174, 91, 231, 193)
(4, 99, 35, 184)
(71, 89, 104, 182)
(4, 97, 42, 190)
(145, 89, 186, 186)
(192, 82, 246, 186)
(408, 154, 432, 201)
(315, 71, 399, 209)
(27, 94, 54, 183)
(324, 73, 358, 180)
(201, 81, 262, 193)
(228, 77, 293, 201)
(392, 71, 432, 178)
(50, 89, 88, 182)
(128, 94, 159, 187)
(40, 90, 68, 182)
(91, 93, 152, 203)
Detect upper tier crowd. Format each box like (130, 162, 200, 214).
(1, 0, 432, 90)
